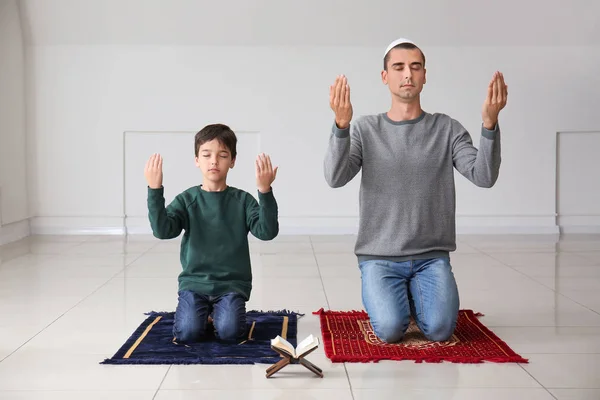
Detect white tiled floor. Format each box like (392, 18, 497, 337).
(1, 233, 600, 399)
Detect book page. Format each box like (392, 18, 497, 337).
(295, 334, 319, 357)
(271, 335, 296, 357)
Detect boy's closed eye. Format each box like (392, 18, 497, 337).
(202, 154, 229, 158)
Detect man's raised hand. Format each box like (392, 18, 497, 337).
(330, 75, 353, 129)
(482, 71, 508, 130)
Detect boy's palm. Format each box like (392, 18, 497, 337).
(256, 153, 278, 193)
(145, 153, 163, 189)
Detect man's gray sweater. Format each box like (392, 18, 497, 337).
(324, 111, 501, 262)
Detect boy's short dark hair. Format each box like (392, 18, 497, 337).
(194, 123, 237, 159)
(383, 42, 426, 70)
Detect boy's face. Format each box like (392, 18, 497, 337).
(194, 139, 235, 184)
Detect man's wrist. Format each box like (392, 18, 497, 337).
(483, 120, 497, 130)
(258, 186, 272, 194)
(335, 120, 349, 130)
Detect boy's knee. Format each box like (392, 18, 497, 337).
(213, 292, 247, 341)
(214, 315, 246, 341)
(174, 320, 205, 343)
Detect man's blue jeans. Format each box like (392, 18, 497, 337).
(172, 290, 247, 343)
(359, 257, 459, 343)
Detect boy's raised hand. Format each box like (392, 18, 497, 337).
(144, 153, 163, 189)
(256, 153, 278, 193)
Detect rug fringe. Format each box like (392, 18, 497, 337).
(101, 357, 279, 365)
(144, 310, 304, 317)
(144, 310, 174, 316)
(313, 308, 367, 316)
(247, 309, 304, 317)
(326, 355, 529, 364)
(313, 308, 486, 318)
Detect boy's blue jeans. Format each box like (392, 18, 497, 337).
(359, 257, 459, 343)
(172, 290, 247, 343)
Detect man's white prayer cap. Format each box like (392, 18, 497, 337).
(384, 37, 416, 58)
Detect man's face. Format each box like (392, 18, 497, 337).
(381, 48, 426, 102)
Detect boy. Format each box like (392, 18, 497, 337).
(144, 123, 279, 343)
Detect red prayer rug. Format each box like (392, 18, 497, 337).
(313, 309, 528, 364)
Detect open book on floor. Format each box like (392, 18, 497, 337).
(271, 334, 319, 359)
(266, 334, 322, 378)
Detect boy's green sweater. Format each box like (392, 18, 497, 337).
(147, 185, 279, 300)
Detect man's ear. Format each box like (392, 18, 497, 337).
(194, 156, 200, 167)
(381, 70, 388, 85)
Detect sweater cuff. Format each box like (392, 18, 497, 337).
(332, 122, 350, 138)
(147, 186, 165, 207)
(148, 186, 164, 196)
(257, 188, 277, 206)
(481, 123, 499, 140)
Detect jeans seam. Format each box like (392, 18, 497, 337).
(414, 272, 425, 332)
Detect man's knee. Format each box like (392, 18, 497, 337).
(420, 314, 456, 342)
(371, 316, 409, 344)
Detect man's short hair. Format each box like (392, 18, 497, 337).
(383, 38, 426, 70)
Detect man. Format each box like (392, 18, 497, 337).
(324, 38, 507, 343)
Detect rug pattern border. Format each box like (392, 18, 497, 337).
(100, 310, 302, 365)
(312, 308, 529, 364)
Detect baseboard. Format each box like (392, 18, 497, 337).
(455, 215, 560, 235)
(125, 215, 560, 235)
(0, 219, 31, 245)
(557, 216, 600, 234)
(124, 216, 361, 235)
(560, 226, 600, 234)
(30, 217, 125, 235)
(26, 215, 566, 236)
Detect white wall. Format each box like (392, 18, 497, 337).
(26, 44, 600, 235)
(557, 131, 600, 233)
(0, 0, 30, 244)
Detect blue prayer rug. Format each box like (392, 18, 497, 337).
(101, 310, 300, 365)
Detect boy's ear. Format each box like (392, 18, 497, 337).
(230, 157, 236, 168)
